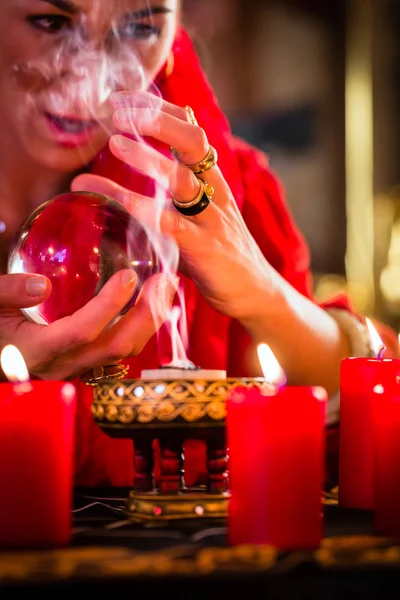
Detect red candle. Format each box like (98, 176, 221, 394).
(227, 382, 326, 550)
(0, 346, 76, 548)
(338, 357, 390, 509)
(338, 318, 397, 510)
(371, 373, 400, 536)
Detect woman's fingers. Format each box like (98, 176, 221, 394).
(71, 173, 184, 236)
(109, 136, 228, 220)
(110, 92, 229, 215)
(11, 270, 178, 380)
(110, 134, 202, 204)
(110, 91, 188, 122)
(110, 134, 230, 220)
(72, 173, 153, 217)
(111, 91, 209, 167)
(73, 172, 163, 230)
(113, 108, 211, 167)
(83, 272, 179, 365)
(54, 273, 179, 376)
(72, 173, 131, 202)
(0, 274, 51, 309)
(40, 268, 138, 357)
(128, 272, 180, 342)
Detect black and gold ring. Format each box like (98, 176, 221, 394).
(172, 178, 214, 217)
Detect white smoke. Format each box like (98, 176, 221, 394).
(18, 14, 151, 130)
(12, 0, 194, 369)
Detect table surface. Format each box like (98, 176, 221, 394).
(1, 487, 400, 597)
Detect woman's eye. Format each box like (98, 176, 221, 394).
(118, 22, 161, 40)
(27, 14, 72, 34)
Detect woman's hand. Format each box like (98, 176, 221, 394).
(0, 270, 177, 380)
(71, 91, 277, 322)
(71, 91, 352, 394)
(0, 273, 51, 309)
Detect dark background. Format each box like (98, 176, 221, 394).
(182, 0, 400, 330)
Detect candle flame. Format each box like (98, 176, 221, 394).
(373, 384, 385, 394)
(365, 318, 386, 358)
(61, 383, 77, 405)
(0, 345, 30, 383)
(257, 343, 286, 387)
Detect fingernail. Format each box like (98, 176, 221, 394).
(121, 270, 137, 288)
(26, 275, 48, 296)
(112, 135, 133, 152)
(110, 92, 131, 107)
(113, 110, 135, 128)
(114, 108, 126, 123)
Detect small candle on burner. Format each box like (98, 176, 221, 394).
(141, 305, 227, 381)
(338, 318, 395, 510)
(0, 345, 76, 548)
(140, 363, 227, 381)
(227, 344, 326, 550)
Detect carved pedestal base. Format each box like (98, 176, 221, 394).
(91, 376, 272, 526)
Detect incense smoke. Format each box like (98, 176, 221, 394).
(11, 0, 194, 368)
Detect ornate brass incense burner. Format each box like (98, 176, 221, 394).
(91, 371, 272, 526)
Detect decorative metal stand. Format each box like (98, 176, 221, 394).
(91, 376, 272, 526)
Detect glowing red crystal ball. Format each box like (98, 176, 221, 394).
(8, 191, 159, 324)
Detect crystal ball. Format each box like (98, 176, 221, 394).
(7, 191, 159, 324)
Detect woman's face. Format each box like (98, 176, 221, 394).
(0, 0, 178, 173)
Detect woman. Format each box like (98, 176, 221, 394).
(0, 0, 182, 381)
(0, 0, 396, 486)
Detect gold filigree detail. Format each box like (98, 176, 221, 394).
(206, 401, 226, 420)
(180, 402, 206, 422)
(96, 404, 104, 420)
(104, 405, 118, 422)
(118, 406, 135, 424)
(156, 401, 178, 421)
(92, 378, 273, 427)
(137, 405, 156, 423)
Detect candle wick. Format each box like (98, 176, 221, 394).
(13, 381, 34, 394)
(377, 346, 386, 360)
(269, 373, 287, 390)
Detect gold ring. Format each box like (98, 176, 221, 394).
(172, 178, 214, 217)
(185, 105, 198, 126)
(170, 145, 218, 175)
(170, 105, 217, 174)
(80, 363, 129, 386)
(186, 145, 218, 175)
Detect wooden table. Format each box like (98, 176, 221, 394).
(0, 487, 399, 598)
